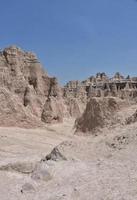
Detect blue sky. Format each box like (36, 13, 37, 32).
(0, 0, 137, 84)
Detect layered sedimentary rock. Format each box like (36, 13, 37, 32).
(0, 46, 67, 127)
(1, 45, 137, 128)
(64, 72, 137, 112)
(64, 73, 137, 134)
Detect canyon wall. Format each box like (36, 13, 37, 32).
(1, 45, 137, 128)
(0, 46, 68, 127)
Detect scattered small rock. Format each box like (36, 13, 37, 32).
(21, 183, 35, 193)
(31, 168, 52, 182)
(45, 147, 67, 162)
(0, 162, 36, 174)
(126, 110, 137, 125)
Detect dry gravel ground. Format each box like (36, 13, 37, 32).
(1, 110, 137, 200)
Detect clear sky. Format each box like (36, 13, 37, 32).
(0, 0, 137, 84)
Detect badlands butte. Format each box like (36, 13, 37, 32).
(1, 46, 137, 200)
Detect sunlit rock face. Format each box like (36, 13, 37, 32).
(64, 72, 137, 102)
(1, 45, 137, 128)
(0, 46, 66, 127)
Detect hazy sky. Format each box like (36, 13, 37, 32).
(0, 0, 137, 84)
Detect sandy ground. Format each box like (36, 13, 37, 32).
(0, 107, 137, 200)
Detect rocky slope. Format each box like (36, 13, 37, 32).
(1, 115, 137, 200)
(75, 97, 119, 134)
(1, 46, 137, 199)
(64, 72, 137, 133)
(64, 72, 137, 117)
(1, 45, 137, 129)
(0, 46, 68, 127)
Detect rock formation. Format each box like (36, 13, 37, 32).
(41, 96, 63, 123)
(63, 72, 137, 120)
(1, 45, 137, 128)
(75, 97, 119, 134)
(64, 72, 137, 103)
(45, 146, 67, 161)
(0, 46, 66, 127)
